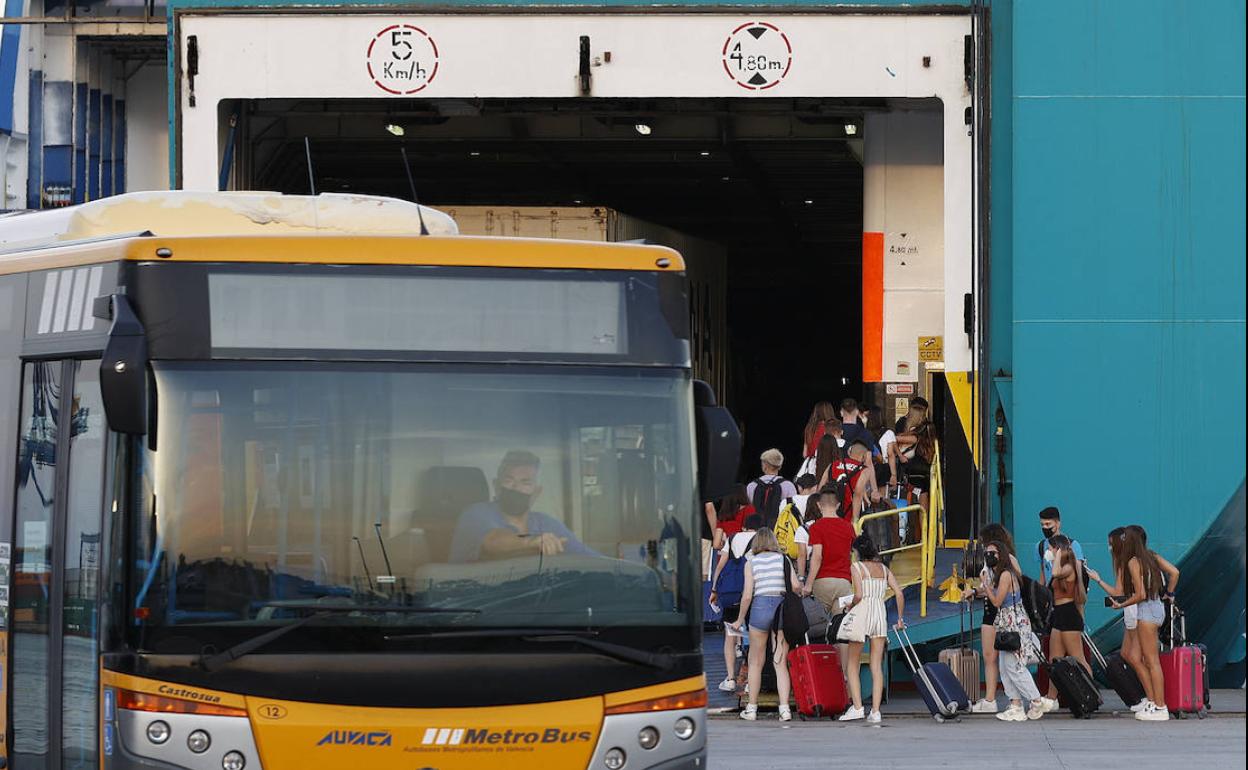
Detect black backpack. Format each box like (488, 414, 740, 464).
(775, 557, 810, 647)
(1019, 573, 1054, 634)
(752, 477, 786, 529)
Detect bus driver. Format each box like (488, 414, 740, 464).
(448, 450, 597, 562)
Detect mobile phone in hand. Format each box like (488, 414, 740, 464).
(1104, 596, 1126, 608)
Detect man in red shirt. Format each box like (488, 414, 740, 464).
(803, 484, 857, 673)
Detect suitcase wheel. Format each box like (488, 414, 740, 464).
(812, 705, 823, 719)
(1176, 711, 1187, 720)
(1197, 709, 1207, 720)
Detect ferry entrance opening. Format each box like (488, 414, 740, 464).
(235, 96, 894, 468)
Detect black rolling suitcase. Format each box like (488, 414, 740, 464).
(1044, 650, 1102, 719)
(1087, 633, 1146, 709)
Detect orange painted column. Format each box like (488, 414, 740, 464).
(862, 232, 884, 382)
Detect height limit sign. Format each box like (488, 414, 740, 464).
(722, 22, 792, 90)
(368, 25, 439, 94)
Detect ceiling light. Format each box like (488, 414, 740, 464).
(469, 151, 481, 157)
(384, 124, 405, 137)
(699, 151, 711, 157)
(721, 176, 730, 182)
(844, 123, 859, 136)
(634, 123, 652, 136)
(804, 200, 814, 205)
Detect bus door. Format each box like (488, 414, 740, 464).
(8, 360, 109, 770)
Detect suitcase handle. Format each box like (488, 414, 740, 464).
(1083, 631, 1109, 671)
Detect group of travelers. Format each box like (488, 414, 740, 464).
(704, 399, 1184, 724)
(966, 509, 1181, 722)
(706, 397, 931, 722)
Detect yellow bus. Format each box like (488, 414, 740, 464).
(0, 192, 739, 770)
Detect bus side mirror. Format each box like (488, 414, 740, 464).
(96, 294, 150, 435)
(694, 380, 741, 503)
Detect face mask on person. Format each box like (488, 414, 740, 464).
(1041, 525, 1056, 540)
(497, 487, 533, 517)
(984, 552, 1000, 569)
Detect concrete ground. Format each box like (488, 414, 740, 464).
(706, 690, 1246, 769)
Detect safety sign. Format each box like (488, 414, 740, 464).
(368, 24, 440, 94)
(722, 22, 792, 90)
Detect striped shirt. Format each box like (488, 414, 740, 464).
(751, 552, 788, 597)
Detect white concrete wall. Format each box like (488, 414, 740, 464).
(124, 61, 169, 192)
(864, 109, 946, 382)
(173, 12, 975, 373)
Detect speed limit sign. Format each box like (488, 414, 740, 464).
(367, 25, 440, 95)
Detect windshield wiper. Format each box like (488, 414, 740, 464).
(384, 628, 675, 670)
(199, 606, 482, 673)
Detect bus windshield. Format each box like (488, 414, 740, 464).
(130, 362, 698, 652)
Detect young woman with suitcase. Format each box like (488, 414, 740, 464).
(1043, 535, 1092, 703)
(1088, 526, 1178, 721)
(965, 523, 1025, 713)
(724, 527, 804, 721)
(983, 541, 1048, 722)
(835, 534, 906, 723)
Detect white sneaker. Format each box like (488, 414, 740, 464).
(1129, 699, 1152, 713)
(1137, 703, 1170, 721)
(995, 705, 1027, 722)
(778, 706, 792, 722)
(838, 706, 866, 722)
(735, 644, 744, 659)
(1026, 701, 1046, 720)
(971, 698, 999, 714)
(717, 677, 737, 692)
(739, 704, 758, 721)
(867, 710, 882, 724)
(1039, 697, 1058, 714)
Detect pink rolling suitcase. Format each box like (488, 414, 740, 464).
(1159, 605, 1209, 718)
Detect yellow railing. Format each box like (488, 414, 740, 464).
(852, 441, 946, 619)
(854, 504, 929, 617)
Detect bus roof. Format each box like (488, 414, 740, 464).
(0, 192, 683, 274)
(0, 191, 458, 254)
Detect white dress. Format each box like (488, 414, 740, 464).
(842, 561, 890, 640)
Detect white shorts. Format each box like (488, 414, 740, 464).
(1124, 604, 1138, 630)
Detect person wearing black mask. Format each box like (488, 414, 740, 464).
(448, 450, 597, 562)
(1035, 506, 1083, 584)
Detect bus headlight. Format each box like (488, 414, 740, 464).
(603, 747, 627, 769)
(222, 751, 247, 770)
(187, 729, 212, 753)
(146, 720, 170, 744)
(673, 717, 696, 740)
(637, 726, 660, 750)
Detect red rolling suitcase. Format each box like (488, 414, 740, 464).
(787, 642, 848, 718)
(1159, 608, 1209, 718)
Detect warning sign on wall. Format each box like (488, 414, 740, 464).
(918, 335, 944, 362)
(368, 25, 440, 94)
(722, 22, 792, 90)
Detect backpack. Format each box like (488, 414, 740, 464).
(775, 557, 810, 648)
(839, 461, 867, 518)
(1019, 573, 1054, 634)
(751, 477, 786, 529)
(775, 500, 802, 559)
(714, 533, 755, 609)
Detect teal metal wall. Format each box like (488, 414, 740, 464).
(1008, 0, 1246, 656)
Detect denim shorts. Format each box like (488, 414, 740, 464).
(749, 595, 785, 632)
(1135, 598, 1165, 626)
